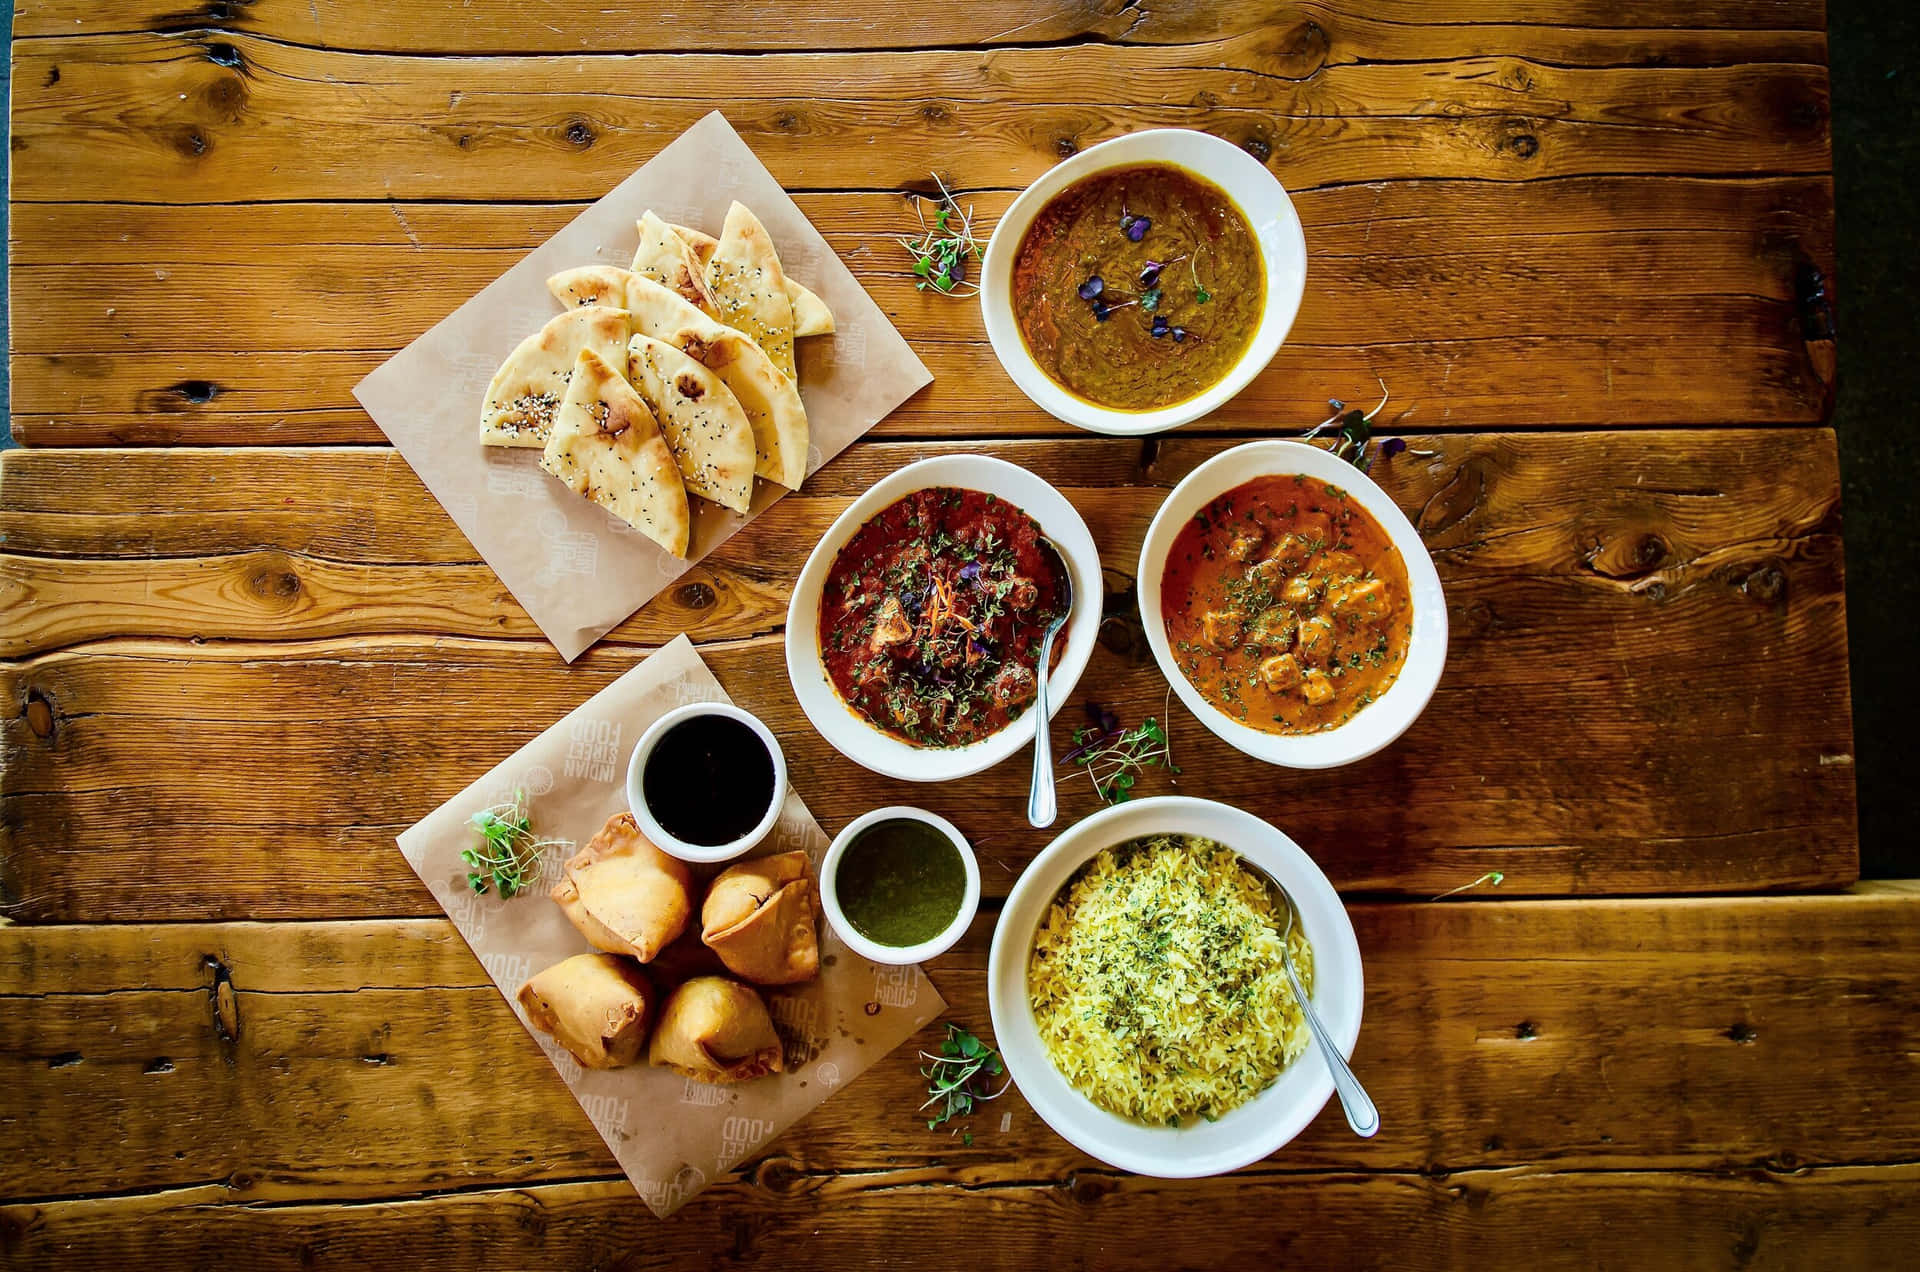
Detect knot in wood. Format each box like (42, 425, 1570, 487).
(675, 581, 716, 610)
(1240, 135, 1273, 163)
(249, 565, 302, 602)
(23, 689, 55, 740)
(1742, 565, 1788, 605)
(563, 118, 597, 149)
(1506, 133, 1540, 159)
(1055, 136, 1079, 159)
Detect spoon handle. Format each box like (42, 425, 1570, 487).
(1283, 957, 1380, 1138)
(1027, 627, 1059, 828)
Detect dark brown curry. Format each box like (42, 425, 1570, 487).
(1012, 162, 1264, 411)
(1161, 475, 1412, 734)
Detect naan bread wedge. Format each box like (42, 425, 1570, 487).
(704, 202, 798, 380)
(628, 335, 756, 514)
(700, 851, 819, 987)
(552, 812, 694, 963)
(479, 305, 629, 448)
(539, 348, 690, 558)
(631, 211, 717, 315)
(671, 222, 834, 337)
(626, 278, 810, 490)
(548, 265, 639, 311)
(518, 953, 654, 1070)
(648, 976, 784, 1084)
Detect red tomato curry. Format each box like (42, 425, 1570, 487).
(1161, 475, 1412, 734)
(820, 487, 1068, 748)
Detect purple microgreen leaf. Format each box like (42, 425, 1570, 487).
(1379, 436, 1407, 459)
(1125, 215, 1151, 242)
(1077, 275, 1105, 301)
(1172, 326, 1188, 343)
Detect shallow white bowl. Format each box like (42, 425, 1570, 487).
(626, 702, 786, 864)
(987, 796, 1363, 1177)
(1137, 440, 1447, 770)
(978, 128, 1308, 436)
(819, 806, 980, 966)
(784, 454, 1101, 782)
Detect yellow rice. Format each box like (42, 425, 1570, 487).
(1027, 834, 1313, 1125)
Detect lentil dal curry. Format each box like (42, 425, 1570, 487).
(1012, 163, 1264, 411)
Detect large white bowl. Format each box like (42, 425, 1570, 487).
(978, 128, 1308, 436)
(1138, 440, 1447, 769)
(784, 454, 1101, 782)
(988, 796, 1363, 1177)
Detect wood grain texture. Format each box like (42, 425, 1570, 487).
(10, 1166, 1916, 1272)
(7, 175, 1838, 443)
(4, 889, 1916, 1206)
(11, 0, 1832, 55)
(0, 430, 1857, 917)
(8, 30, 1831, 205)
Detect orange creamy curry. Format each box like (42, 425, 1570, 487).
(1160, 475, 1412, 734)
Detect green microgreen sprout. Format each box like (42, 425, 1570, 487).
(898, 174, 981, 297)
(1190, 249, 1213, 304)
(1432, 871, 1505, 900)
(461, 790, 565, 897)
(1302, 378, 1404, 472)
(919, 1024, 1011, 1133)
(1059, 694, 1181, 805)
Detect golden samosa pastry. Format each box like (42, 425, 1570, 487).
(700, 850, 819, 986)
(517, 952, 654, 1069)
(648, 976, 784, 1084)
(551, 812, 693, 962)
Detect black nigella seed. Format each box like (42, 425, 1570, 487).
(1126, 216, 1151, 242)
(1077, 275, 1105, 301)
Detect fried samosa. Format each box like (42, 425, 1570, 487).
(700, 850, 819, 986)
(648, 975, 784, 1084)
(517, 952, 654, 1069)
(552, 812, 693, 962)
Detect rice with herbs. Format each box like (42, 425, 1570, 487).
(1027, 834, 1313, 1125)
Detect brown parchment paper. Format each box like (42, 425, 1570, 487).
(353, 111, 933, 661)
(397, 635, 946, 1217)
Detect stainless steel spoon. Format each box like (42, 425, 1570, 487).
(1253, 864, 1380, 1138)
(1026, 537, 1072, 829)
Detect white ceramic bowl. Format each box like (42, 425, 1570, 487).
(988, 796, 1363, 1177)
(978, 128, 1308, 436)
(784, 454, 1101, 782)
(819, 806, 981, 966)
(1138, 440, 1447, 769)
(626, 702, 787, 864)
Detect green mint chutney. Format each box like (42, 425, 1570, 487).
(835, 819, 967, 947)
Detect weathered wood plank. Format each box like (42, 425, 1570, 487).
(8, 32, 1831, 205)
(3, 890, 1915, 1204)
(8, 1165, 1919, 1272)
(8, 185, 1829, 352)
(0, 431, 1856, 914)
(11, 0, 1832, 56)
(6, 176, 1838, 442)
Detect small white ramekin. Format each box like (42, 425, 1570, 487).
(626, 702, 787, 864)
(819, 806, 980, 966)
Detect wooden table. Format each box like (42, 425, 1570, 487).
(4, 2, 1911, 1266)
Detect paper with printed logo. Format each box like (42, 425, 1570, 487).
(353, 111, 932, 661)
(396, 635, 946, 1217)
